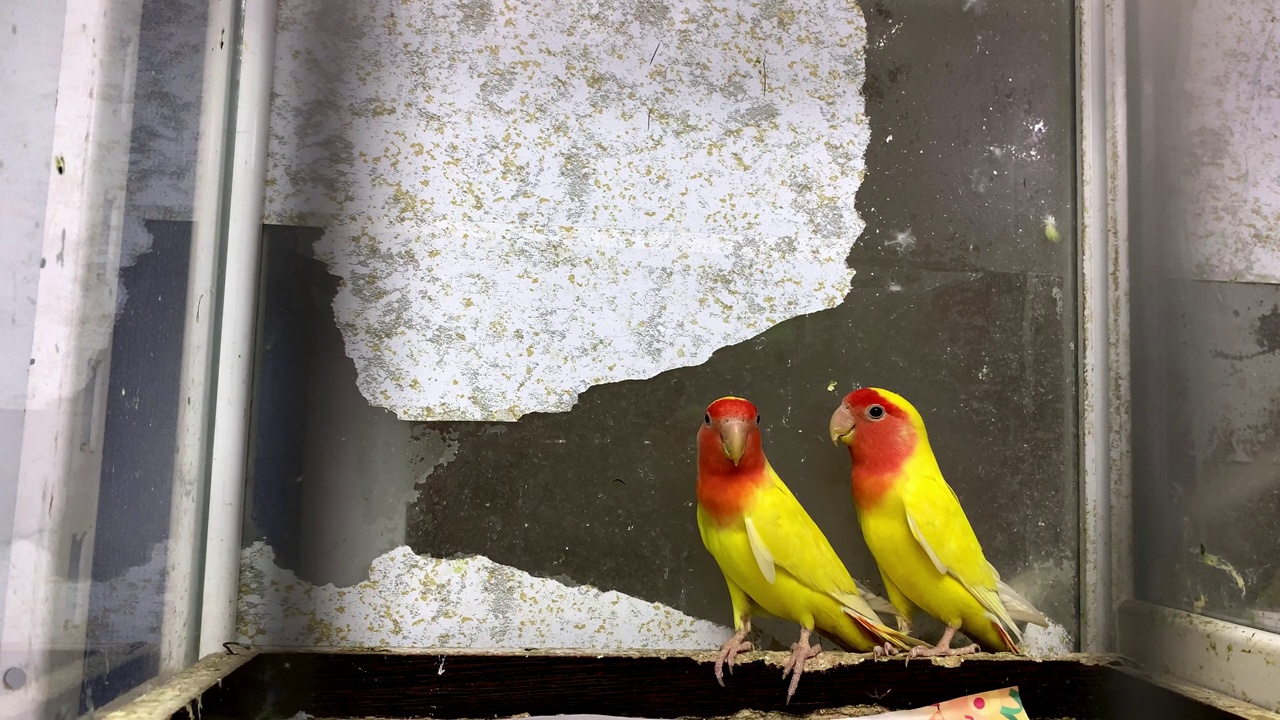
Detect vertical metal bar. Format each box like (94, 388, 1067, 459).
(1078, 0, 1132, 654)
(197, 0, 278, 660)
(161, 0, 239, 673)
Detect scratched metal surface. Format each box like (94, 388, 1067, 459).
(243, 0, 1079, 653)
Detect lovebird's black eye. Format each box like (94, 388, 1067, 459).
(704, 413, 711, 425)
(867, 404, 885, 420)
(756, 413, 761, 425)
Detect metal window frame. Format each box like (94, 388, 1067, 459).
(0, 0, 257, 714)
(0, 0, 145, 716)
(1077, 0, 1132, 658)
(1079, 0, 1280, 713)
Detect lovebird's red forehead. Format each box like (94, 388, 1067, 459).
(843, 387, 887, 409)
(842, 387, 908, 419)
(706, 396, 757, 420)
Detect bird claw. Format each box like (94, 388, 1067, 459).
(907, 642, 979, 659)
(713, 638, 753, 686)
(872, 642, 899, 659)
(780, 638, 822, 704)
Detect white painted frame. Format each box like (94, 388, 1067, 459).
(0, 0, 144, 717)
(197, 0, 279, 661)
(165, 0, 279, 667)
(161, 0, 240, 674)
(1080, 0, 1280, 713)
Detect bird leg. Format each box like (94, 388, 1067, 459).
(873, 641, 899, 658)
(872, 616, 914, 659)
(714, 617, 753, 686)
(780, 627, 822, 704)
(907, 625, 979, 658)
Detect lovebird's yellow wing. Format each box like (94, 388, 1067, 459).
(699, 465, 921, 652)
(833, 387, 1049, 654)
(898, 467, 1025, 649)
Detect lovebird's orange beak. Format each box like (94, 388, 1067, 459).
(829, 404, 856, 446)
(719, 418, 749, 466)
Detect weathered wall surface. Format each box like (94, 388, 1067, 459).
(1129, 0, 1280, 634)
(244, 0, 1079, 654)
(265, 0, 871, 422)
(1166, 2, 1280, 285)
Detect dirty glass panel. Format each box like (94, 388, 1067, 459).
(242, 0, 1079, 656)
(1129, 0, 1280, 634)
(0, 0, 227, 714)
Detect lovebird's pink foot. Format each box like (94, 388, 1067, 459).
(873, 641, 900, 658)
(714, 619, 753, 686)
(780, 627, 822, 704)
(906, 625, 978, 658)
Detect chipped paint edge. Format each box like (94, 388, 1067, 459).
(1077, 0, 1133, 655)
(1119, 600, 1280, 714)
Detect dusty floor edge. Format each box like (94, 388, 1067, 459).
(244, 645, 1124, 670)
(98, 650, 255, 720)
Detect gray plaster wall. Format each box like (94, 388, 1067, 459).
(242, 0, 1079, 653)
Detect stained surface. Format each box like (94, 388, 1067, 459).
(1163, 1, 1280, 284)
(245, 0, 1079, 651)
(1129, 0, 1280, 636)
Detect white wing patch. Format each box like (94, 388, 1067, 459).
(906, 511, 948, 576)
(997, 580, 1049, 627)
(906, 509, 1043, 644)
(743, 517, 776, 584)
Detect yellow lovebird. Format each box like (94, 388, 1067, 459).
(696, 396, 921, 701)
(829, 388, 1049, 657)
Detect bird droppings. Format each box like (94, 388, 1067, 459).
(885, 229, 916, 255)
(1021, 620, 1073, 657)
(1197, 545, 1247, 598)
(264, 0, 870, 421)
(237, 541, 733, 649)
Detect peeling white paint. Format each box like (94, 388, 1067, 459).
(238, 541, 733, 649)
(86, 542, 167, 646)
(265, 0, 869, 421)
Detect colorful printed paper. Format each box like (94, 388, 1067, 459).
(857, 686, 1030, 720)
